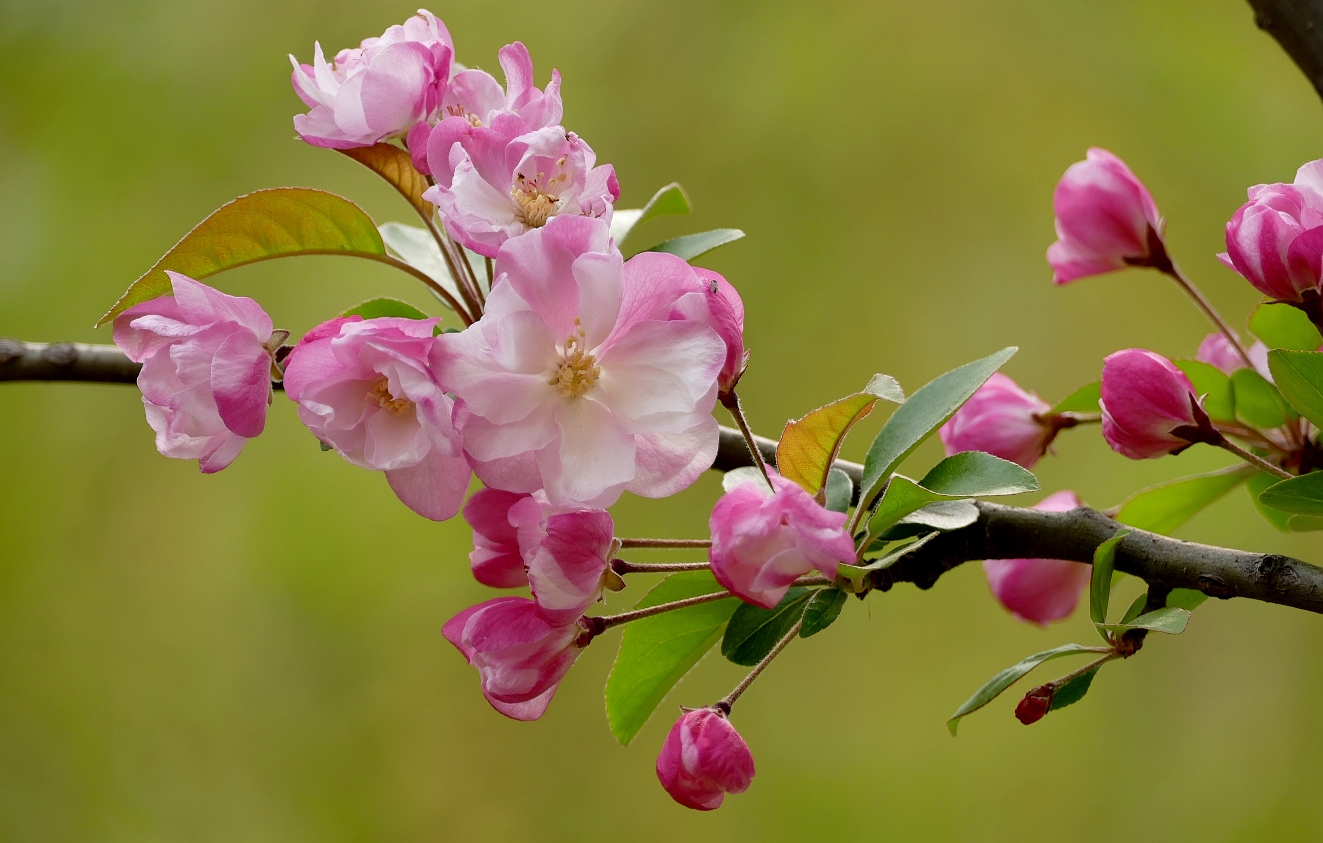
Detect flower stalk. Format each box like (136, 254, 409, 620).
(717, 619, 803, 713)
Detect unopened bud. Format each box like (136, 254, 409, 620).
(1015, 685, 1053, 725)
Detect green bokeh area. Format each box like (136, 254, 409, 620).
(3, 0, 1323, 839)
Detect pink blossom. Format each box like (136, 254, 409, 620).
(112, 272, 277, 473)
(1047, 148, 1165, 284)
(463, 489, 533, 588)
(442, 597, 585, 721)
(1100, 348, 1218, 460)
(432, 216, 726, 507)
(938, 373, 1056, 469)
(656, 708, 755, 811)
(423, 120, 619, 258)
(1195, 333, 1272, 380)
(708, 472, 857, 609)
(983, 491, 1092, 626)
(1222, 160, 1323, 316)
(523, 506, 616, 625)
(282, 316, 470, 521)
(289, 10, 453, 149)
(680, 270, 747, 396)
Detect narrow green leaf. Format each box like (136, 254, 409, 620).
(1101, 607, 1190, 635)
(1176, 360, 1236, 423)
(340, 297, 430, 321)
(1247, 471, 1293, 531)
(947, 643, 1100, 735)
(898, 500, 979, 532)
(645, 228, 745, 261)
(1119, 593, 1148, 625)
(824, 468, 853, 514)
(1250, 302, 1322, 351)
(611, 183, 691, 245)
(859, 348, 1018, 510)
(604, 571, 738, 745)
(1089, 531, 1129, 626)
(1166, 588, 1209, 611)
(1232, 368, 1295, 428)
(1268, 349, 1323, 429)
(1048, 666, 1100, 712)
(866, 477, 946, 538)
(919, 451, 1039, 497)
(1049, 381, 1101, 415)
(721, 588, 811, 666)
(99, 188, 386, 325)
(1113, 466, 1252, 535)
(1258, 471, 1323, 515)
(799, 589, 848, 638)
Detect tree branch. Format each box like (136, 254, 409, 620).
(5, 339, 1322, 615)
(1247, 0, 1323, 99)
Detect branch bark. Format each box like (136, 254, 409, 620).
(1246, 0, 1323, 99)
(5, 338, 1323, 616)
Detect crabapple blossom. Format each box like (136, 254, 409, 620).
(1100, 348, 1218, 460)
(423, 120, 619, 258)
(432, 215, 726, 507)
(1047, 148, 1166, 284)
(939, 373, 1057, 469)
(112, 272, 279, 473)
(522, 506, 616, 626)
(708, 471, 857, 609)
(1196, 333, 1271, 379)
(463, 488, 534, 588)
(443, 597, 586, 721)
(282, 316, 470, 521)
(983, 491, 1092, 626)
(656, 707, 755, 811)
(687, 271, 747, 396)
(290, 9, 453, 149)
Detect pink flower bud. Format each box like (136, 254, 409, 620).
(1222, 161, 1323, 313)
(442, 597, 586, 721)
(656, 708, 755, 811)
(1015, 686, 1053, 725)
(699, 271, 747, 395)
(1047, 148, 1166, 284)
(289, 10, 454, 149)
(1195, 333, 1272, 379)
(939, 373, 1056, 469)
(709, 472, 857, 609)
(983, 491, 1091, 626)
(283, 316, 471, 521)
(112, 273, 277, 473)
(524, 507, 616, 626)
(1100, 348, 1219, 460)
(463, 489, 533, 588)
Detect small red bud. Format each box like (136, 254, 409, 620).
(1015, 686, 1053, 725)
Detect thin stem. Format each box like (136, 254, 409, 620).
(1164, 264, 1256, 370)
(484, 256, 494, 296)
(611, 560, 711, 575)
(618, 538, 711, 549)
(720, 390, 772, 486)
(592, 591, 733, 630)
(421, 175, 485, 319)
(718, 619, 803, 712)
(366, 255, 473, 326)
(792, 575, 832, 588)
(1218, 437, 1292, 479)
(1053, 652, 1119, 686)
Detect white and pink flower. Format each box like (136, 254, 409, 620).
(656, 707, 756, 811)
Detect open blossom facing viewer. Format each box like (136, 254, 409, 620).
(290, 9, 453, 149)
(113, 272, 280, 473)
(432, 216, 725, 507)
(1048, 148, 1166, 284)
(939, 373, 1057, 469)
(983, 491, 1092, 626)
(443, 597, 587, 721)
(709, 472, 857, 609)
(1100, 348, 1217, 460)
(282, 316, 470, 521)
(656, 708, 756, 811)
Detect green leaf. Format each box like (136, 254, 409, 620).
(1290, 514, 1323, 531)
(1119, 593, 1148, 625)
(722, 466, 770, 493)
(864, 373, 906, 403)
(338, 143, 432, 222)
(604, 571, 738, 745)
(947, 643, 1100, 735)
(1176, 360, 1236, 423)
(1049, 381, 1100, 415)
(898, 500, 979, 532)
(378, 222, 468, 310)
(1258, 471, 1323, 515)
(1089, 530, 1129, 627)
(1166, 588, 1209, 611)
(1048, 666, 1100, 712)
(99, 188, 386, 325)
(918, 451, 1039, 497)
(799, 589, 848, 638)
(610, 183, 691, 245)
(859, 348, 1018, 511)
(1113, 466, 1252, 535)
(1247, 471, 1293, 531)
(1101, 607, 1190, 635)
(339, 297, 430, 321)
(645, 228, 745, 261)
(824, 468, 854, 513)
(1268, 349, 1323, 429)
(777, 386, 883, 497)
(866, 477, 948, 538)
(721, 588, 811, 666)
(1250, 303, 1322, 351)
(1232, 368, 1296, 428)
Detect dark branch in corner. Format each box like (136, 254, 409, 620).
(5, 338, 1323, 616)
(1247, 0, 1323, 99)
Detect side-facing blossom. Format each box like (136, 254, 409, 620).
(983, 491, 1091, 626)
(283, 316, 470, 521)
(939, 373, 1056, 469)
(463, 488, 533, 588)
(1047, 148, 1166, 284)
(522, 506, 616, 625)
(443, 597, 586, 721)
(432, 215, 726, 507)
(290, 10, 453, 149)
(656, 708, 755, 811)
(423, 119, 619, 258)
(1195, 333, 1271, 380)
(708, 472, 857, 609)
(1222, 159, 1323, 312)
(112, 272, 278, 473)
(680, 270, 747, 396)
(1100, 348, 1218, 460)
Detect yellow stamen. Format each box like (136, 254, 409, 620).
(367, 377, 413, 415)
(549, 319, 601, 398)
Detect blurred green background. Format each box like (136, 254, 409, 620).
(2, 0, 1322, 839)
